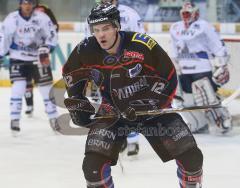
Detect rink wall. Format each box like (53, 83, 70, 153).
(0, 32, 240, 95)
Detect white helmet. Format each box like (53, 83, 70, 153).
(180, 2, 195, 27)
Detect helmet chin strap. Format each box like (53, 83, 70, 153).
(103, 31, 119, 51)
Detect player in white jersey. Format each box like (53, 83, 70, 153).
(85, 0, 145, 156)
(24, 1, 59, 117)
(0, 0, 59, 133)
(170, 2, 232, 134)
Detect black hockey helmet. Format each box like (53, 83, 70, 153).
(87, 2, 120, 33)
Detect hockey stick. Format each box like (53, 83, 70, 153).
(222, 86, 240, 106)
(92, 103, 222, 120)
(92, 86, 240, 120)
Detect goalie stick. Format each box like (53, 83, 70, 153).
(222, 86, 240, 106)
(92, 86, 240, 120)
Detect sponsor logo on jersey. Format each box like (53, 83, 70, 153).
(112, 76, 149, 100)
(128, 63, 142, 78)
(177, 53, 197, 59)
(180, 29, 196, 36)
(182, 65, 196, 70)
(31, 19, 39, 25)
(123, 50, 144, 61)
(87, 139, 111, 150)
(172, 129, 189, 141)
(193, 23, 200, 29)
(89, 129, 116, 140)
(22, 26, 36, 33)
(132, 33, 157, 50)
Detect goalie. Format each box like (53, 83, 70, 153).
(170, 2, 232, 134)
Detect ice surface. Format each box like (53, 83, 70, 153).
(0, 87, 240, 188)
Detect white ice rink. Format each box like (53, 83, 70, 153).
(1, 87, 240, 188)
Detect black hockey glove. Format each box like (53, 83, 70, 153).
(64, 97, 95, 127)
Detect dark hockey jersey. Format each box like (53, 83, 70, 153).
(63, 31, 177, 111)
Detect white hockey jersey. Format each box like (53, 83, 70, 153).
(0, 10, 57, 61)
(170, 19, 227, 74)
(118, 4, 144, 33)
(84, 4, 145, 37)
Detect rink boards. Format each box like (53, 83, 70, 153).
(0, 32, 240, 95)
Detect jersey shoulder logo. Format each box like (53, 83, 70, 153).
(131, 33, 157, 50)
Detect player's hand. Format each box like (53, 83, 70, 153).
(212, 65, 229, 85)
(64, 97, 95, 127)
(212, 56, 230, 85)
(96, 98, 117, 117)
(38, 46, 50, 66)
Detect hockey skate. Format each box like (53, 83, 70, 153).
(127, 143, 139, 156)
(11, 119, 20, 135)
(25, 106, 33, 117)
(206, 108, 233, 135)
(217, 118, 232, 134)
(49, 118, 61, 132)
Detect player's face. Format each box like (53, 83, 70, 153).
(181, 11, 192, 22)
(92, 23, 119, 51)
(20, 2, 34, 17)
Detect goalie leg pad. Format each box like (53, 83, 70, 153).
(192, 77, 218, 106)
(205, 107, 232, 133)
(180, 111, 209, 133)
(174, 93, 209, 133)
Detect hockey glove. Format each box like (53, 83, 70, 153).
(212, 56, 230, 86)
(96, 98, 118, 118)
(64, 97, 95, 127)
(38, 45, 50, 67)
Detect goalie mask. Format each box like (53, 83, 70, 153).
(87, 2, 120, 34)
(180, 2, 196, 28)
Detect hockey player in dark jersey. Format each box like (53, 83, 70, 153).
(63, 3, 203, 188)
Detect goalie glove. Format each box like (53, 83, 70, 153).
(38, 45, 50, 66)
(212, 56, 230, 86)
